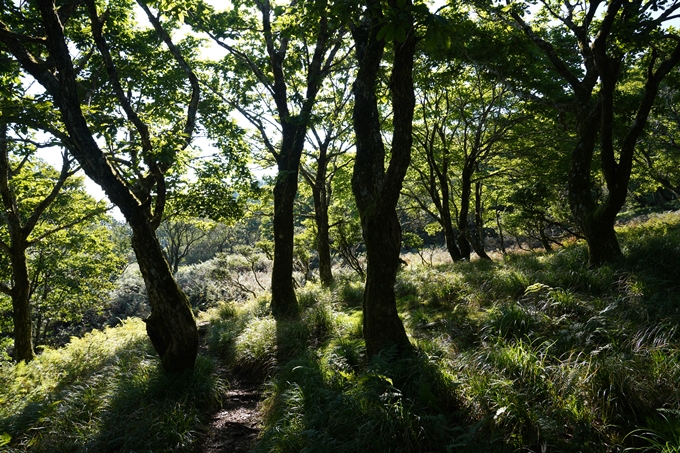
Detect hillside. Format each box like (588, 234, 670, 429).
(2, 211, 680, 452)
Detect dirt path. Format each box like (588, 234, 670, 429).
(202, 373, 262, 453)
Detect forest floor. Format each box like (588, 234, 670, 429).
(198, 320, 263, 453)
(202, 369, 262, 453)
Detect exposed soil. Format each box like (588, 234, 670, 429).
(198, 322, 263, 453)
(202, 373, 262, 453)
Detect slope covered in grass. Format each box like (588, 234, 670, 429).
(0, 319, 225, 452)
(2, 211, 679, 452)
(206, 211, 680, 452)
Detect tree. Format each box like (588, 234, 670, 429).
(503, 0, 680, 264)
(158, 217, 213, 274)
(0, 116, 112, 361)
(0, 0, 201, 371)
(299, 72, 355, 286)
(633, 82, 680, 203)
(27, 223, 125, 347)
(349, 0, 418, 358)
(407, 62, 524, 261)
(0, 124, 68, 361)
(191, 0, 348, 318)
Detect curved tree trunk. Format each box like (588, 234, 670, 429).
(129, 217, 198, 372)
(350, 0, 414, 359)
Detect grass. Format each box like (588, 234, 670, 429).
(2, 210, 680, 452)
(0, 319, 225, 452)
(203, 210, 680, 452)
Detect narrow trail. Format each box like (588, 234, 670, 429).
(198, 322, 264, 453)
(202, 372, 263, 453)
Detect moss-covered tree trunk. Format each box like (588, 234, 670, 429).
(129, 217, 198, 372)
(350, 0, 414, 358)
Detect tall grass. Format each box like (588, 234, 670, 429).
(202, 211, 680, 452)
(2, 211, 679, 452)
(0, 319, 225, 452)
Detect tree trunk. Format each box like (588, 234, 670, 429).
(458, 166, 473, 260)
(271, 138, 302, 318)
(432, 144, 463, 261)
(129, 218, 198, 372)
(472, 180, 491, 260)
(362, 211, 410, 358)
(581, 216, 621, 265)
(9, 242, 35, 362)
(496, 206, 507, 255)
(442, 213, 463, 263)
(304, 145, 334, 287)
(439, 170, 463, 261)
(539, 222, 553, 252)
(313, 187, 333, 287)
(350, 0, 414, 359)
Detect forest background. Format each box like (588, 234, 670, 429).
(1, 0, 680, 451)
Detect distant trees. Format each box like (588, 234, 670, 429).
(406, 62, 524, 261)
(299, 72, 355, 287)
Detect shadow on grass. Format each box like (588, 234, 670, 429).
(252, 339, 481, 453)
(0, 321, 224, 453)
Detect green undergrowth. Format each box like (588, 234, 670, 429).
(1, 211, 679, 452)
(0, 318, 225, 452)
(206, 211, 680, 452)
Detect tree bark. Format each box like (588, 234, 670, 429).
(8, 240, 34, 362)
(310, 152, 334, 286)
(350, 0, 414, 358)
(437, 152, 463, 261)
(472, 180, 491, 260)
(458, 165, 474, 260)
(129, 217, 198, 372)
(271, 140, 302, 317)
